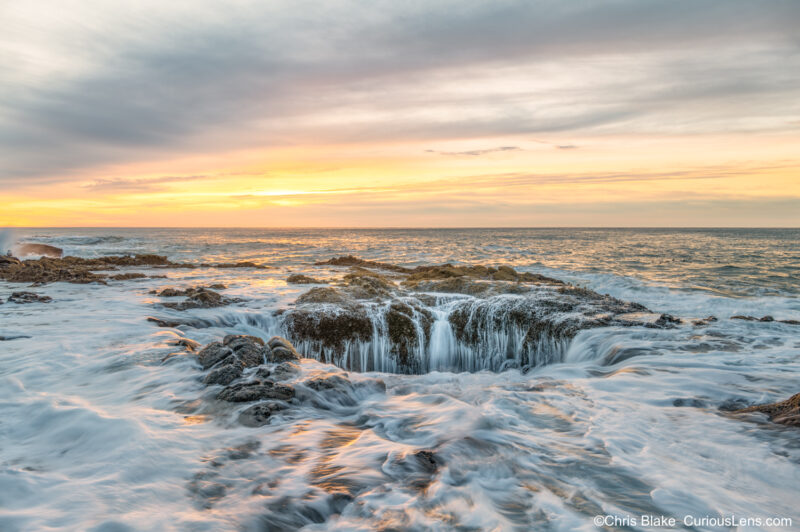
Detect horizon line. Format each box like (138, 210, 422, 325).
(3, 226, 798, 230)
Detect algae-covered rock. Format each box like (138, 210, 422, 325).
(734, 393, 800, 427)
(385, 300, 433, 370)
(217, 380, 295, 402)
(7, 291, 53, 304)
(287, 274, 326, 284)
(315, 255, 411, 273)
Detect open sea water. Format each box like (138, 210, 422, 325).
(1, 228, 798, 531)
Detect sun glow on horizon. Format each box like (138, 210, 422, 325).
(2, 2, 799, 227)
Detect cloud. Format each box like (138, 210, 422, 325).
(81, 174, 211, 192)
(1, 0, 799, 182)
(425, 146, 522, 157)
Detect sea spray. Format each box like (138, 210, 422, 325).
(0, 228, 16, 255)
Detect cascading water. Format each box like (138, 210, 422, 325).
(428, 308, 455, 372)
(201, 294, 578, 374)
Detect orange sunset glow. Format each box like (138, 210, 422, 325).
(2, 1, 799, 226)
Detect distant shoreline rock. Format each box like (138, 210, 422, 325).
(0, 254, 268, 285)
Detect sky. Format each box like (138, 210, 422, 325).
(1, 0, 799, 227)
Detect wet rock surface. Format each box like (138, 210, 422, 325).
(183, 336, 387, 438)
(7, 291, 53, 304)
(108, 272, 148, 281)
(0, 254, 265, 285)
(315, 255, 411, 273)
(286, 274, 326, 284)
(238, 402, 287, 427)
(154, 285, 238, 310)
(276, 257, 674, 372)
(732, 315, 799, 325)
(733, 392, 800, 427)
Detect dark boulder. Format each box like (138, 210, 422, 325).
(197, 342, 233, 369)
(170, 338, 201, 351)
(204, 365, 243, 386)
(282, 303, 373, 355)
(217, 380, 295, 402)
(160, 288, 235, 310)
(267, 336, 301, 362)
(239, 402, 287, 427)
(655, 314, 682, 327)
(147, 316, 184, 328)
(8, 291, 52, 304)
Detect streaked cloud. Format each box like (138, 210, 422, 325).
(82, 175, 211, 192)
(426, 146, 522, 157)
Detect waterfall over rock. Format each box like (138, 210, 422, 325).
(194, 259, 673, 374)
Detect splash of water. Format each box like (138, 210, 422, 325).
(0, 228, 16, 255)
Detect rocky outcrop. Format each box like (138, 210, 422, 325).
(0, 254, 265, 285)
(315, 255, 412, 273)
(341, 268, 396, 299)
(734, 393, 800, 427)
(272, 257, 676, 373)
(0, 256, 108, 284)
(283, 299, 374, 363)
(732, 315, 799, 325)
(286, 274, 326, 284)
(147, 316, 186, 328)
(7, 291, 52, 304)
(0, 255, 21, 268)
(154, 285, 237, 310)
(109, 273, 148, 281)
(187, 336, 388, 428)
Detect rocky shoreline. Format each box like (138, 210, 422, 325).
(0, 253, 267, 285)
(3, 251, 798, 429)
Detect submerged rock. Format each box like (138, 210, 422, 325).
(406, 263, 563, 284)
(315, 255, 411, 273)
(692, 316, 718, 326)
(147, 316, 185, 328)
(197, 335, 267, 370)
(654, 313, 682, 327)
(239, 402, 287, 427)
(170, 338, 201, 351)
(217, 380, 295, 402)
(158, 287, 236, 310)
(109, 272, 148, 281)
(7, 291, 52, 304)
(0, 254, 261, 285)
(287, 274, 326, 284)
(734, 393, 800, 427)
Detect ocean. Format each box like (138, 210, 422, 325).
(1, 228, 798, 531)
